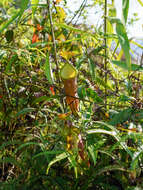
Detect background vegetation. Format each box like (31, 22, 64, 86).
(0, 0, 143, 189)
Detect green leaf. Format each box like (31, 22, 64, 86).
(46, 152, 68, 174)
(122, 0, 129, 24)
(45, 52, 54, 84)
(33, 150, 64, 159)
(109, 108, 133, 126)
(5, 54, 18, 73)
(137, 0, 143, 6)
(88, 121, 133, 157)
(107, 20, 113, 46)
(95, 164, 128, 176)
(5, 30, 14, 43)
(118, 94, 135, 102)
(0, 0, 29, 33)
(32, 96, 50, 105)
(0, 157, 21, 168)
(68, 155, 78, 178)
(88, 58, 95, 81)
(0, 140, 21, 150)
(112, 60, 143, 71)
(131, 145, 143, 170)
(18, 0, 29, 22)
(16, 108, 35, 117)
(0, 11, 20, 33)
(109, 18, 131, 71)
(86, 88, 103, 103)
(88, 145, 97, 165)
(14, 142, 41, 153)
(31, 0, 39, 17)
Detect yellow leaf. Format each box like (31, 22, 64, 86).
(57, 34, 66, 42)
(58, 112, 71, 120)
(56, 6, 66, 22)
(60, 50, 78, 59)
(55, 0, 62, 4)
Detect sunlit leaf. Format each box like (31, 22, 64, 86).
(56, 6, 66, 22)
(0, 0, 29, 33)
(122, 0, 129, 24)
(88, 58, 95, 81)
(45, 52, 54, 84)
(112, 60, 143, 71)
(18, 0, 29, 22)
(31, 0, 39, 17)
(131, 145, 143, 170)
(58, 112, 71, 120)
(109, 18, 131, 71)
(0, 11, 20, 33)
(109, 108, 133, 126)
(137, 0, 143, 6)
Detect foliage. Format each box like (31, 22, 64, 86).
(0, 0, 143, 189)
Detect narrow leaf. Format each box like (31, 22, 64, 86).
(0, 0, 29, 33)
(112, 60, 143, 71)
(131, 145, 143, 170)
(5, 54, 18, 73)
(18, 0, 29, 22)
(109, 108, 133, 126)
(137, 0, 143, 6)
(0, 157, 21, 168)
(33, 151, 64, 159)
(16, 108, 35, 117)
(32, 96, 50, 105)
(31, 0, 39, 17)
(45, 52, 54, 84)
(0, 12, 20, 33)
(14, 142, 40, 153)
(46, 152, 68, 174)
(88, 145, 97, 165)
(88, 58, 95, 81)
(109, 18, 131, 71)
(95, 164, 128, 176)
(122, 0, 129, 24)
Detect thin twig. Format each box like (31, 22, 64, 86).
(47, 0, 60, 84)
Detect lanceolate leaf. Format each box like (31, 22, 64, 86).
(131, 145, 143, 170)
(95, 164, 128, 176)
(137, 0, 143, 6)
(18, 0, 29, 22)
(45, 52, 54, 84)
(0, 12, 20, 33)
(16, 108, 35, 117)
(88, 121, 133, 157)
(46, 152, 68, 174)
(122, 0, 129, 24)
(31, 0, 39, 17)
(109, 18, 131, 71)
(88, 58, 95, 81)
(112, 60, 143, 71)
(109, 108, 133, 126)
(0, 157, 21, 168)
(5, 54, 17, 73)
(0, 0, 29, 33)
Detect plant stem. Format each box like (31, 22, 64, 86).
(104, 0, 107, 110)
(47, 0, 60, 84)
